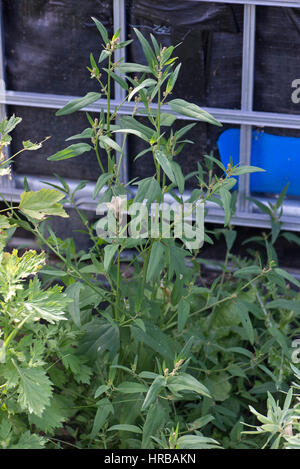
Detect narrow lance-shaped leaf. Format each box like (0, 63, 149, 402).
(47, 143, 92, 161)
(56, 92, 102, 116)
(91, 17, 109, 44)
(168, 98, 222, 127)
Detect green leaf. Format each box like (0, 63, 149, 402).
(171, 161, 185, 194)
(22, 140, 43, 151)
(17, 278, 69, 324)
(160, 113, 177, 127)
(47, 143, 92, 161)
(92, 17, 109, 44)
(119, 116, 154, 140)
(94, 384, 109, 399)
(93, 173, 112, 199)
(0, 114, 22, 134)
(233, 265, 261, 278)
(146, 241, 165, 282)
(128, 79, 157, 102)
(28, 395, 70, 435)
(66, 128, 93, 141)
(99, 135, 123, 154)
(91, 398, 114, 438)
(231, 165, 265, 176)
(219, 187, 232, 227)
(131, 321, 180, 362)
(104, 244, 119, 272)
(118, 63, 152, 74)
(234, 300, 254, 345)
(134, 177, 162, 207)
(177, 435, 220, 450)
(65, 282, 83, 327)
(167, 373, 211, 398)
(142, 375, 165, 410)
(274, 267, 300, 289)
(166, 63, 181, 94)
(133, 28, 157, 68)
(178, 298, 190, 332)
(168, 99, 222, 127)
(79, 319, 120, 359)
(19, 189, 68, 220)
(155, 150, 175, 183)
(13, 362, 53, 417)
(108, 70, 129, 90)
(142, 402, 167, 449)
(56, 92, 101, 116)
(113, 128, 149, 142)
(108, 424, 142, 434)
(10, 432, 46, 449)
(118, 382, 148, 394)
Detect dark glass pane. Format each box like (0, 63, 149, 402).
(128, 116, 239, 189)
(254, 6, 300, 115)
(8, 106, 105, 181)
(3, 0, 113, 96)
(126, 0, 243, 109)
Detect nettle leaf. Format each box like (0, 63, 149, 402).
(56, 92, 102, 116)
(28, 395, 70, 435)
(47, 143, 92, 161)
(13, 362, 53, 417)
(168, 99, 222, 127)
(19, 189, 68, 220)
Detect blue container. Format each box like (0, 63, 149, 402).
(217, 128, 300, 196)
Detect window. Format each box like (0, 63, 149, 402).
(1, 0, 300, 231)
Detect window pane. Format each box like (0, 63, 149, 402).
(254, 6, 300, 115)
(8, 106, 104, 181)
(126, 0, 243, 109)
(3, 0, 113, 96)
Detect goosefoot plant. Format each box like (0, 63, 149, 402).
(0, 116, 94, 449)
(1, 20, 300, 449)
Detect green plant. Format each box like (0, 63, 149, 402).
(244, 364, 300, 449)
(0, 19, 300, 450)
